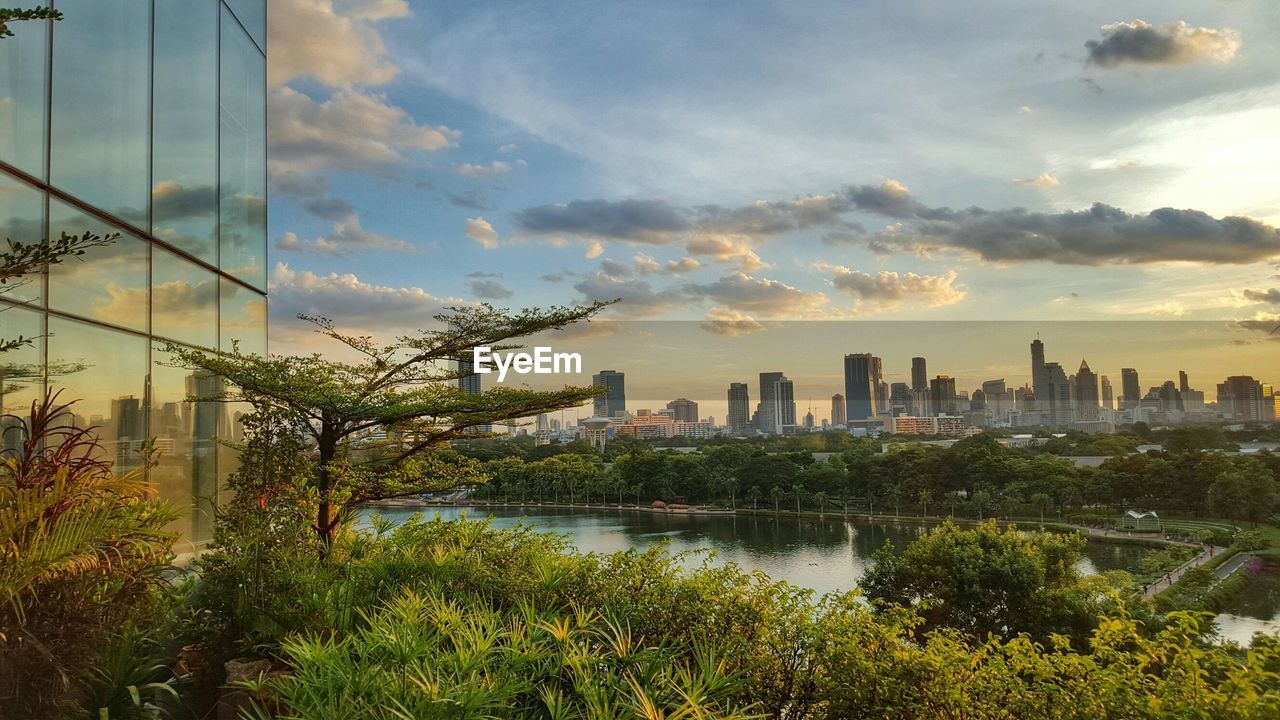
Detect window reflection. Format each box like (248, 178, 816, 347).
(0, 305, 44, 454)
(219, 278, 267, 356)
(0, 172, 46, 305)
(152, 348, 223, 549)
(219, 7, 267, 290)
(223, 0, 266, 51)
(152, 246, 218, 349)
(50, 0, 151, 226)
(0, 2, 49, 178)
(45, 316, 147, 477)
(46, 198, 149, 332)
(153, 0, 218, 262)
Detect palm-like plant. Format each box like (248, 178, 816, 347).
(0, 391, 176, 716)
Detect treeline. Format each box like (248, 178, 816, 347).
(464, 432, 1280, 525)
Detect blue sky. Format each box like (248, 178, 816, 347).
(265, 0, 1280, 366)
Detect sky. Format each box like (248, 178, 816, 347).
(263, 0, 1280, 419)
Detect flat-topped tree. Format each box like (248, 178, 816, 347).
(166, 303, 611, 549)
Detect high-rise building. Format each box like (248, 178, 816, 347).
(911, 356, 928, 392)
(830, 393, 847, 427)
(1030, 339, 1047, 405)
(981, 379, 1010, 422)
(1121, 368, 1141, 409)
(803, 410, 815, 429)
(757, 371, 785, 434)
(929, 375, 957, 416)
(1101, 376, 1113, 410)
(727, 383, 751, 434)
(1179, 370, 1190, 394)
(457, 360, 491, 434)
(843, 354, 880, 420)
(1074, 359, 1099, 422)
(774, 376, 797, 431)
(0, 1, 267, 549)
(889, 382, 911, 416)
(666, 398, 699, 423)
(1217, 376, 1265, 421)
(592, 370, 627, 418)
(1043, 363, 1074, 426)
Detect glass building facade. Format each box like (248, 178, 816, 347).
(1, 0, 267, 552)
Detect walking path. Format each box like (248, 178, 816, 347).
(1142, 546, 1230, 599)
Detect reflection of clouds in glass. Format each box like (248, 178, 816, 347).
(219, 278, 266, 355)
(46, 234, 148, 331)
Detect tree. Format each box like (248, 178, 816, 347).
(813, 490, 827, 518)
(861, 520, 1117, 642)
(770, 485, 785, 513)
(917, 489, 934, 518)
(1030, 492, 1052, 525)
(0, 6, 60, 39)
(746, 486, 761, 510)
(167, 305, 610, 550)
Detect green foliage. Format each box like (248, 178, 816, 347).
(1, 231, 117, 353)
(861, 520, 1123, 643)
(0, 392, 177, 718)
(0, 6, 61, 39)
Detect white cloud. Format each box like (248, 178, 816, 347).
(700, 307, 764, 336)
(1011, 173, 1060, 187)
(275, 214, 414, 254)
(683, 272, 828, 319)
(465, 217, 500, 249)
(686, 235, 766, 272)
(455, 160, 513, 178)
(819, 264, 966, 313)
(585, 241, 604, 259)
(268, 0, 401, 88)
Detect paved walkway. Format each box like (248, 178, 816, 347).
(1141, 546, 1230, 599)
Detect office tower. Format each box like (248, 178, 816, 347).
(458, 360, 482, 395)
(1217, 376, 1265, 421)
(1074, 359, 1099, 421)
(981, 379, 1008, 421)
(1121, 368, 1141, 409)
(666, 398, 699, 423)
(929, 375, 957, 416)
(1179, 370, 1190, 394)
(830, 393, 847, 427)
(1263, 384, 1276, 422)
(727, 383, 751, 434)
(803, 410, 815, 429)
(592, 370, 627, 417)
(843, 354, 880, 420)
(1030, 339, 1047, 405)
(1158, 381, 1182, 412)
(1043, 363, 1073, 426)
(774, 376, 797, 431)
(1101, 376, 1113, 410)
(0, 3, 267, 547)
(911, 356, 927, 392)
(758, 371, 785, 434)
(970, 388, 986, 411)
(889, 382, 911, 416)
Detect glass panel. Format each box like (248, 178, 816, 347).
(47, 197, 149, 332)
(153, 0, 218, 262)
(219, 278, 266, 356)
(219, 7, 267, 290)
(223, 0, 265, 51)
(50, 0, 151, 227)
(152, 347, 222, 550)
(216, 400, 251, 510)
(0, 305, 44, 454)
(45, 316, 147, 477)
(0, 172, 46, 305)
(152, 246, 217, 348)
(0, 1, 50, 178)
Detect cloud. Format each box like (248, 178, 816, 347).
(514, 198, 690, 243)
(585, 241, 604, 259)
(497, 143, 519, 153)
(268, 0, 402, 88)
(465, 217, 500, 249)
(572, 272, 682, 317)
(465, 272, 514, 300)
(818, 264, 967, 313)
(598, 258, 633, 279)
(842, 180, 922, 219)
(700, 307, 764, 337)
(1085, 20, 1242, 68)
(1011, 173, 1061, 187)
(1018, 106, 1035, 115)
(1231, 313, 1280, 342)
(303, 196, 356, 221)
(685, 235, 766, 272)
(633, 253, 701, 275)
(446, 189, 494, 211)
(455, 160, 513, 178)
(276, 214, 413, 254)
(683, 272, 828, 319)
(269, 87, 459, 177)
(1243, 288, 1280, 305)
(151, 182, 216, 219)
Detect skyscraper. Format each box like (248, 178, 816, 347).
(758, 371, 785, 434)
(774, 376, 797, 430)
(1121, 368, 1141, 409)
(929, 375, 957, 416)
(1217, 376, 1265, 421)
(1179, 370, 1190, 393)
(1043, 363, 1073, 426)
(889, 382, 911, 416)
(592, 370, 627, 417)
(666, 398, 699, 423)
(1074, 359, 1099, 422)
(727, 383, 750, 434)
(1030, 339, 1047, 407)
(911, 357, 928, 392)
(830, 393, 847, 427)
(1101, 376, 1113, 410)
(0, 2, 267, 548)
(843, 354, 880, 420)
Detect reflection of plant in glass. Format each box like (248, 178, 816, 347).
(0, 391, 176, 717)
(0, 6, 60, 38)
(1, 231, 117, 353)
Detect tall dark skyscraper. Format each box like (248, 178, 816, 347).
(1074, 359, 1099, 421)
(757, 371, 785, 434)
(1030, 339, 1047, 405)
(889, 382, 911, 416)
(592, 370, 626, 417)
(1121, 368, 1141, 409)
(843, 354, 880, 421)
(911, 357, 927, 392)
(1043, 363, 1073, 426)
(1179, 370, 1190, 393)
(727, 383, 750, 434)
(929, 375, 957, 416)
(458, 359, 482, 395)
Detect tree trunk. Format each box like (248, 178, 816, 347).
(315, 424, 339, 555)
